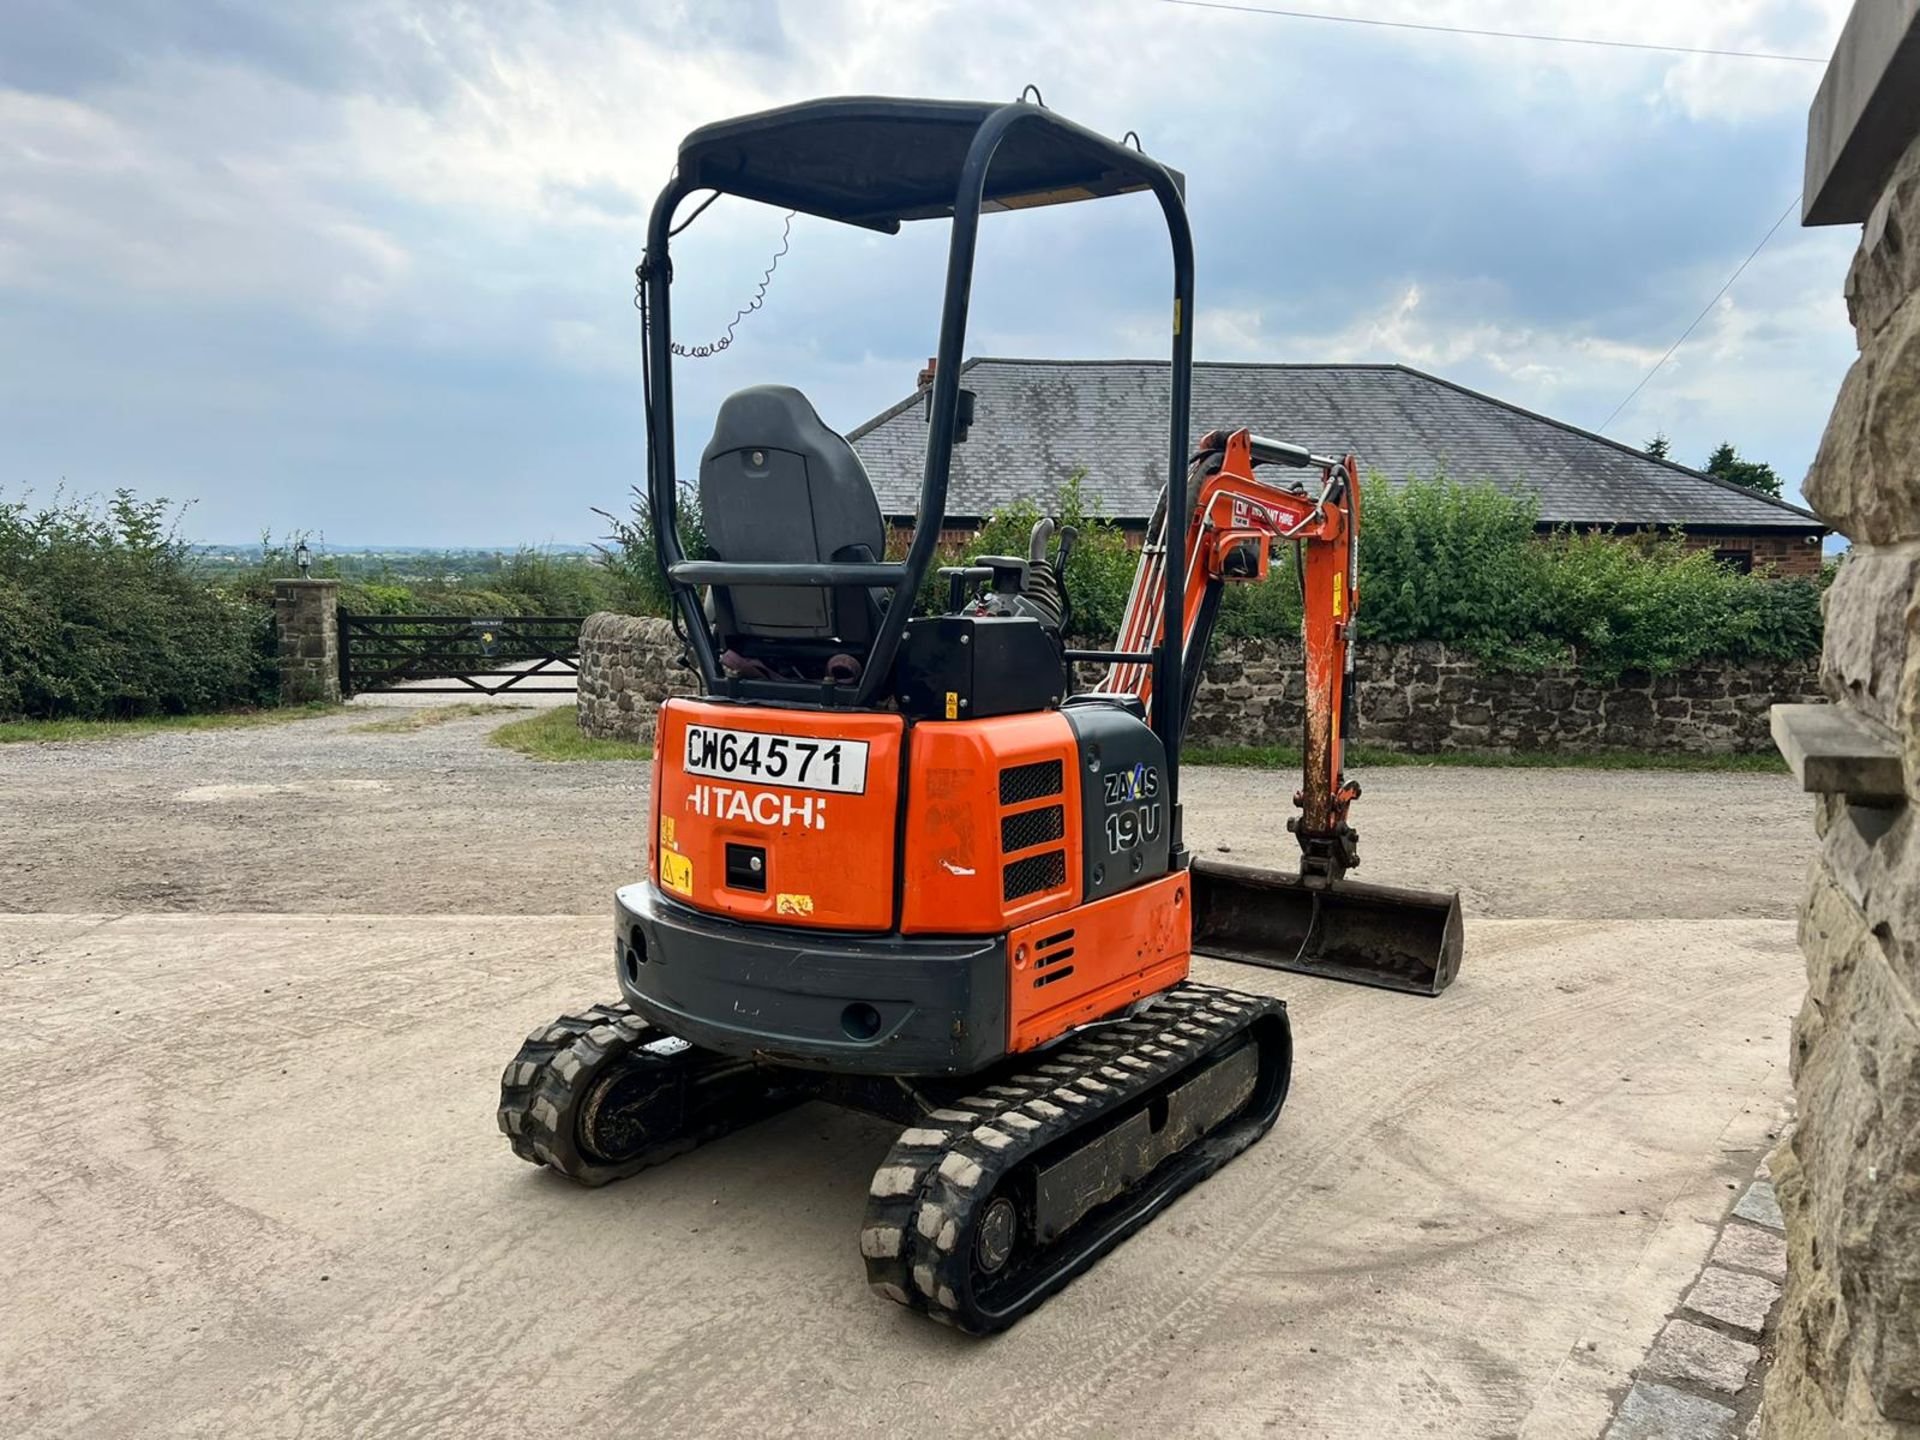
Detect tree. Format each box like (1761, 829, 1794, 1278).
(1644, 432, 1671, 460)
(1703, 442, 1783, 499)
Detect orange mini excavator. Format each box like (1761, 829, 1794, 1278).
(499, 96, 1461, 1333)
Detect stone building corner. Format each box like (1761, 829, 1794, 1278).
(1765, 4, 1920, 1435)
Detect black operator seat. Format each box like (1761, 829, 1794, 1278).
(698, 385, 887, 660)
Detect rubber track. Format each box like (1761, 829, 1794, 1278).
(497, 1002, 780, 1187)
(859, 981, 1289, 1333)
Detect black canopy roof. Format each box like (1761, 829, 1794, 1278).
(675, 96, 1183, 232)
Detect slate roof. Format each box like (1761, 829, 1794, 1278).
(846, 358, 1822, 532)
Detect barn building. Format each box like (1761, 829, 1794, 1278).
(846, 358, 1827, 575)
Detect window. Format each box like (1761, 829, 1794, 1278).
(1712, 548, 1754, 574)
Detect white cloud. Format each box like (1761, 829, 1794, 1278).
(1224, 221, 1857, 497)
(0, 77, 413, 327)
(0, 0, 1868, 538)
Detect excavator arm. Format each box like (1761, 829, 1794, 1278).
(1096, 426, 1463, 996)
(1097, 428, 1364, 879)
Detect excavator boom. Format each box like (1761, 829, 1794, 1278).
(1098, 428, 1463, 995)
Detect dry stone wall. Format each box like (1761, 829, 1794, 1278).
(578, 614, 1816, 756)
(1189, 638, 1816, 754)
(1764, 123, 1920, 1440)
(576, 612, 694, 744)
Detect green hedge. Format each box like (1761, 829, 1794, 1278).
(0, 494, 650, 722)
(910, 474, 1140, 640)
(0, 491, 275, 720)
(960, 473, 1824, 680)
(591, 485, 707, 618)
(3, 474, 1818, 724)
(1352, 476, 1824, 679)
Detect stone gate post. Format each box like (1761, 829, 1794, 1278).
(274, 578, 342, 705)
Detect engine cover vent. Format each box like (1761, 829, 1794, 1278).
(999, 759, 1063, 807)
(1001, 804, 1065, 854)
(1004, 849, 1067, 902)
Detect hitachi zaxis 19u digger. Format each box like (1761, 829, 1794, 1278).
(499, 95, 1463, 1333)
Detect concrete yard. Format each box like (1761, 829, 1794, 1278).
(0, 709, 1812, 1438)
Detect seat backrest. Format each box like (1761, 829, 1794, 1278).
(698, 385, 886, 645)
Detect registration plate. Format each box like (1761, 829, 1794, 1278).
(682, 724, 869, 795)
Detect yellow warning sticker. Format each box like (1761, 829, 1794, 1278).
(659, 848, 693, 897)
(776, 893, 815, 917)
(659, 815, 676, 848)
(1333, 572, 1346, 618)
(944, 690, 960, 720)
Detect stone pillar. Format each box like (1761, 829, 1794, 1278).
(273, 579, 341, 705)
(1765, 6, 1920, 1436)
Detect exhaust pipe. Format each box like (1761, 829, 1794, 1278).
(1189, 858, 1463, 997)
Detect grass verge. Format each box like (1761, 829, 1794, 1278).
(489, 706, 652, 762)
(351, 702, 515, 734)
(1185, 743, 1787, 774)
(0, 704, 339, 744)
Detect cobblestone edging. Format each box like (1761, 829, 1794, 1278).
(1605, 1149, 1791, 1440)
(576, 612, 1819, 756)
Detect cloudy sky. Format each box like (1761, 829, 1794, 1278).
(0, 0, 1860, 545)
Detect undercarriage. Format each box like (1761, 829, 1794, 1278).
(499, 982, 1291, 1334)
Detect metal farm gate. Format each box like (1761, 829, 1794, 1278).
(337, 612, 586, 697)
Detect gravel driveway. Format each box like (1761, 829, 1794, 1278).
(0, 705, 1810, 920)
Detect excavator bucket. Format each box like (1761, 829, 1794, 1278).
(1188, 858, 1463, 996)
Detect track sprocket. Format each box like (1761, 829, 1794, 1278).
(498, 1003, 789, 1187)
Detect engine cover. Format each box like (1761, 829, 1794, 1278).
(1063, 701, 1170, 903)
(651, 698, 905, 931)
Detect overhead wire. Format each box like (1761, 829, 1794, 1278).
(1152, 0, 1829, 63)
(1155, 2, 1824, 441)
(1594, 193, 1802, 436)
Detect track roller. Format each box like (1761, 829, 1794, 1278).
(859, 982, 1292, 1333)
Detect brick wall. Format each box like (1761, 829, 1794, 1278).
(1679, 531, 1826, 578)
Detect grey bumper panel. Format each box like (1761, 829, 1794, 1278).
(614, 883, 1008, 1076)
